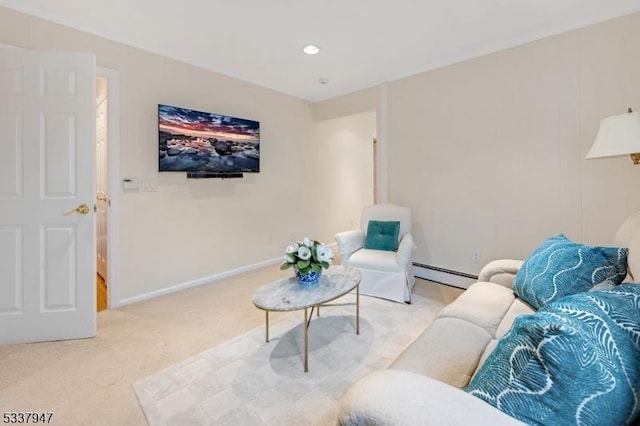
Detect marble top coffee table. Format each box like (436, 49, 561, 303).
(252, 265, 362, 372)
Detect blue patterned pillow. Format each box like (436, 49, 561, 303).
(465, 285, 640, 426)
(513, 234, 628, 309)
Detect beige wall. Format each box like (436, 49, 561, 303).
(314, 12, 640, 276)
(0, 7, 316, 300)
(312, 112, 376, 244)
(3, 6, 639, 298)
(311, 87, 380, 122)
(386, 11, 640, 275)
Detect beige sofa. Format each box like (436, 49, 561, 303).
(337, 213, 640, 425)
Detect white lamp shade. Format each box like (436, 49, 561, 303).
(586, 111, 640, 159)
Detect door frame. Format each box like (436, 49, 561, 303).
(96, 66, 121, 309)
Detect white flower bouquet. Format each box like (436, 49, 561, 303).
(280, 237, 334, 275)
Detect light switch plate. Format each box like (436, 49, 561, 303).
(142, 177, 158, 192)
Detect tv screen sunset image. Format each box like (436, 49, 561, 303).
(158, 104, 260, 173)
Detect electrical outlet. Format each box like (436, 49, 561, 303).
(472, 250, 481, 263)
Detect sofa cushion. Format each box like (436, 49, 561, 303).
(363, 220, 400, 251)
(474, 300, 536, 381)
(494, 298, 535, 339)
(438, 281, 515, 337)
(513, 234, 628, 309)
(614, 211, 640, 282)
(390, 317, 492, 388)
(338, 370, 525, 426)
(474, 338, 499, 378)
(628, 231, 640, 282)
(465, 285, 640, 426)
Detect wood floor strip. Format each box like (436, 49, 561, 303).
(97, 274, 107, 312)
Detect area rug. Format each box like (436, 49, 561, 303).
(134, 293, 445, 425)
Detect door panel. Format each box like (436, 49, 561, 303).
(0, 49, 96, 344)
(0, 226, 22, 314)
(0, 114, 22, 197)
(42, 225, 77, 311)
(43, 114, 76, 196)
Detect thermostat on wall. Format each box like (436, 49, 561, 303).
(122, 177, 140, 190)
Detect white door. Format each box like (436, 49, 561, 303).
(96, 96, 108, 280)
(0, 49, 96, 344)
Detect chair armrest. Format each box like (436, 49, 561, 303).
(335, 230, 365, 264)
(396, 233, 416, 267)
(338, 370, 524, 426)
(477, 259, 524, 288)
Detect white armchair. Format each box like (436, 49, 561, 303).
(335, 204, 416, 303)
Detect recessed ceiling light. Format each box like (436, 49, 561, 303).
(318, 78, 329, 85)
(303, 45, 320, 55)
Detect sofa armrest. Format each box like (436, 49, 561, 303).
(338, 370, 523, 426)
(335, 230, 365, 264)
(396, 233, 416, 267)
(477, 259, 524, 289)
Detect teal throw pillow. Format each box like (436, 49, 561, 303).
(465, 285, 640, 426)
(364, 220, 400, 251)
(513, 234, 628, 309)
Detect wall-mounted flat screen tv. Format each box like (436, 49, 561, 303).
(158, 104, 260, 173)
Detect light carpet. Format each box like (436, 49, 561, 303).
(134, 293, 445, 425)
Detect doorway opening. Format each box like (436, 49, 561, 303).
(96, 77, 108, 311)
(95, 66, 120, 313)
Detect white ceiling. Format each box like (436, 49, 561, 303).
(2, 0, 640, 101)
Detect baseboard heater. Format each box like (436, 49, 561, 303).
(413, 262, 478, 290)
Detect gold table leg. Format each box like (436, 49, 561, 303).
(356, 283, 360, 335)
(304, 308, 309, 372)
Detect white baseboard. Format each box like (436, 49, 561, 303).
(119, 256, 282, 306)
(413, 263, 477, 289)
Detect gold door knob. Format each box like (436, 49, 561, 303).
(63, 204, 91, 216)
(96, 195, 108, 202)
